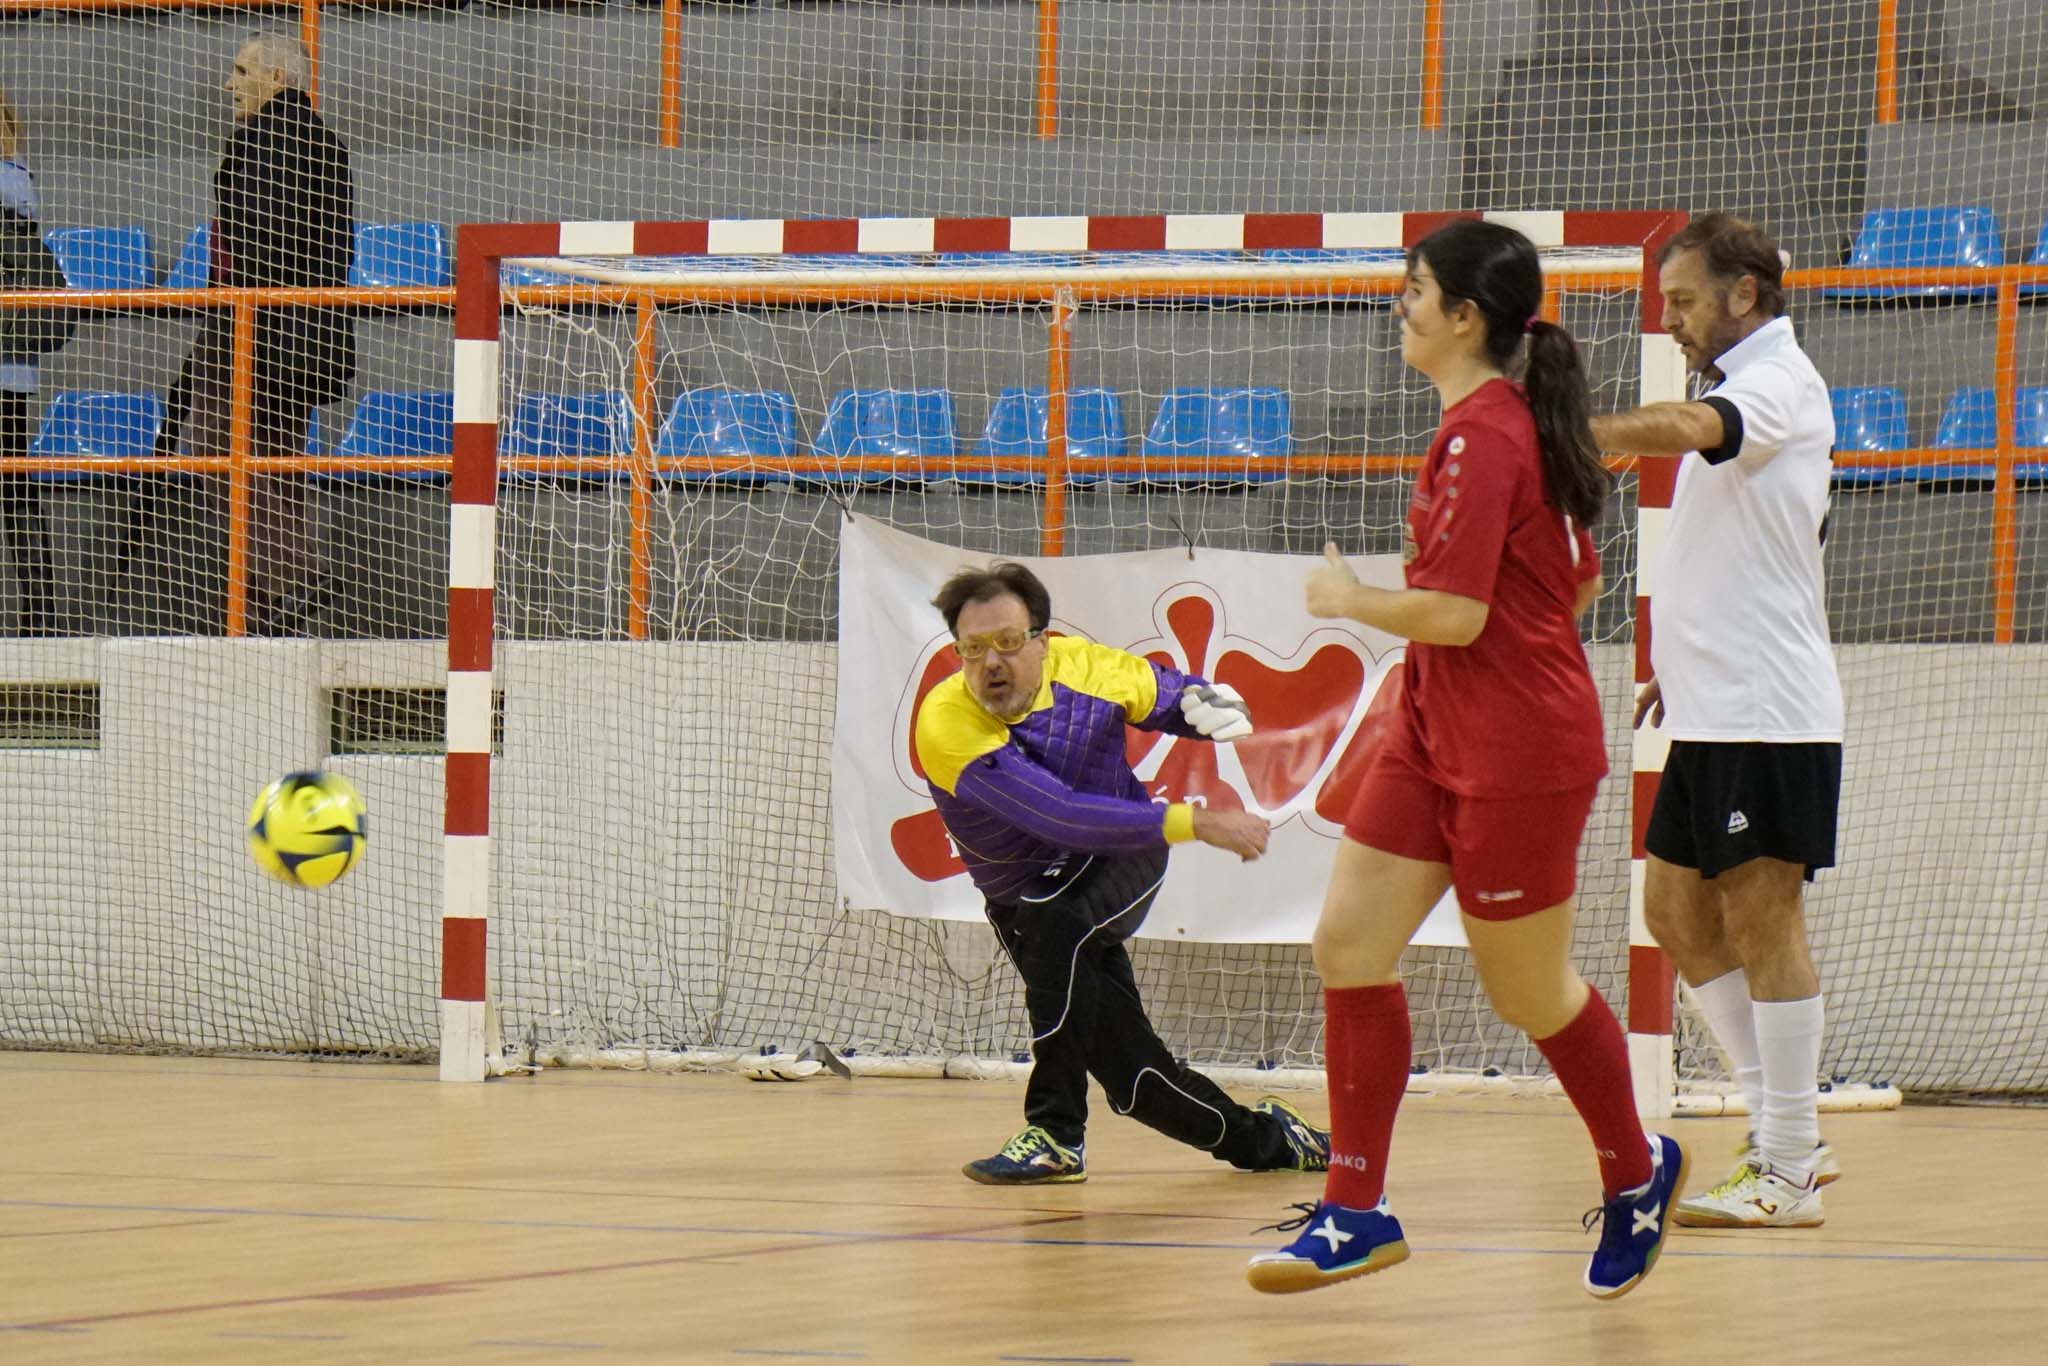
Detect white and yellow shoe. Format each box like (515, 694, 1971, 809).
(1673, 1159, 1824, 1228)
(1734, 1133, 1841, 1187)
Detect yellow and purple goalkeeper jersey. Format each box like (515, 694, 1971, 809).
(914, 635, 1212, 904)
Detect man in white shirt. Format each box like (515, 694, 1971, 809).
(1591, 213, 1842, 1228)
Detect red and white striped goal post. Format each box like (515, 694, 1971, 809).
(443, 208, 1690, 1114)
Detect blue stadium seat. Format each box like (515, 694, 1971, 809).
(655, 389, 799, 460)
(1828, 207, 2003, 301)
(811, 388, 957, 481)
(973, 388, 1127, 484)
(2024, 221, 2048, 299)
(1140, 387, 1291, 481)
(162, 225, 210, 289)
(1828, 386, 1909, 485)
(2024, 390, 2048, 452)
(1832, 386, 1909, 451)
(1935, 387, 2048, 481)
(974, 387, 1126, 457)
(334, 390, 453, 478)
(502, 392, 633, 460)
(29, 391, 163, 481)
(1934, 387, 2048, 447)
(43, 225, 156, 291)
(302, 406, 337, 457)
(349, 222, 452, 288)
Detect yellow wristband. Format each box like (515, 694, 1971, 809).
(1162, 803, 1195, 844)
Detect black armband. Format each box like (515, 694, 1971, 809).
(1698, 396, 1744, 465)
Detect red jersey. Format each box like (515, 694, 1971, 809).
(1392, 378, 1607, 797)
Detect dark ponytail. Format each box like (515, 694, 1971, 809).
(1522, 319, 1610, 527)
(1409, 220, 1613, 526)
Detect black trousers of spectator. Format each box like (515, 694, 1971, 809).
(141, 364, 316, 636)
(986, 849, 1295, 1170)
(0, 389, 56, 636)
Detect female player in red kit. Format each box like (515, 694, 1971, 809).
(1248, 220, 1686, 1301)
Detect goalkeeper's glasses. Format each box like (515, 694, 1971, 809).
(954, 627, 1045, 661)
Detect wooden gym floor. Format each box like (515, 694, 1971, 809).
(1, 1052, 2043, 1365)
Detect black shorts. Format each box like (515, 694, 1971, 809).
(1644, 741, 1841, 880)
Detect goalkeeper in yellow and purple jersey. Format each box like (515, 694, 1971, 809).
(916, 560, 1331, 1185)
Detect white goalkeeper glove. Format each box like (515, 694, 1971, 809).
(1180, 683, 1253, 742)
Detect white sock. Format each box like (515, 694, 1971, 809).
(1690, 968, 1764, 1123)
(1752, 995, 1824, 1182)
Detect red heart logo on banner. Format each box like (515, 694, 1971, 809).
(891, 583, 1394, 884)
(903, 646, 964, 784)
(1127, 587, 1375, 814)
(1313, 659, 1406, 824)
(1217, 647, 1367, 811)
(890, 807, 966, 882)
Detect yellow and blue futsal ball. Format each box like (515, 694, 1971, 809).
(247, 771, 367, 889)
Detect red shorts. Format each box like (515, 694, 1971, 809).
(1343, 740, 1599, 921)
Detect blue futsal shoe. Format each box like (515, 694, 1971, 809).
(1583, 1133, 1689, 1300)
(1246, 1198, 1411, 1294)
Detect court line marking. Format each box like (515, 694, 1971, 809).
(0, 1326, 90, 1335)
(0, 1196, 2041, 1267)
(1, 1165, 1288, 1225)
(0, 1217, 227, 1240)
(26, 1165, 2040, 1253)
(146, 1152, 279, 1160)
(0, 1210, 1084, 1332)
(28, 1179, 2015, 1261)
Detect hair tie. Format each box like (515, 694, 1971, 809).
(1525, 314, 1542, 333)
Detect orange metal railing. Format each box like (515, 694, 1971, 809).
(1037, 0, 1062, 141)
(0, 0, 1912, 134)
(1421, 0, 1447, 132)
(1, 264, 2042, 639)
(1875, 0, 1900, 124)
(659, 0, 684, 151)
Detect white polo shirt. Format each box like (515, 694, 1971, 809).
(1651, 315, 1844, 743)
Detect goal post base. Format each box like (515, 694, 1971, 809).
(1672, 1083, 1904, 1118)
(438, 998, 506, 1083)
(504, 1045, 1902, 1115)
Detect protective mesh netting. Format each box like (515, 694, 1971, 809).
(2, 2, 2044, 1096)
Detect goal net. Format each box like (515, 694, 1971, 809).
(456, 219, 1660, 1091)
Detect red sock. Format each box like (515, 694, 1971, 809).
(1322, 983, 1411, 1209)
(1535, 988, 1654, 1198)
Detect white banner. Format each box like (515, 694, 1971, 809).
(832, 515, 1468, 946)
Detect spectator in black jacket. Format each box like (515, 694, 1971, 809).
(0, 89, 62, 637)
(153, 33, 355, 636)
